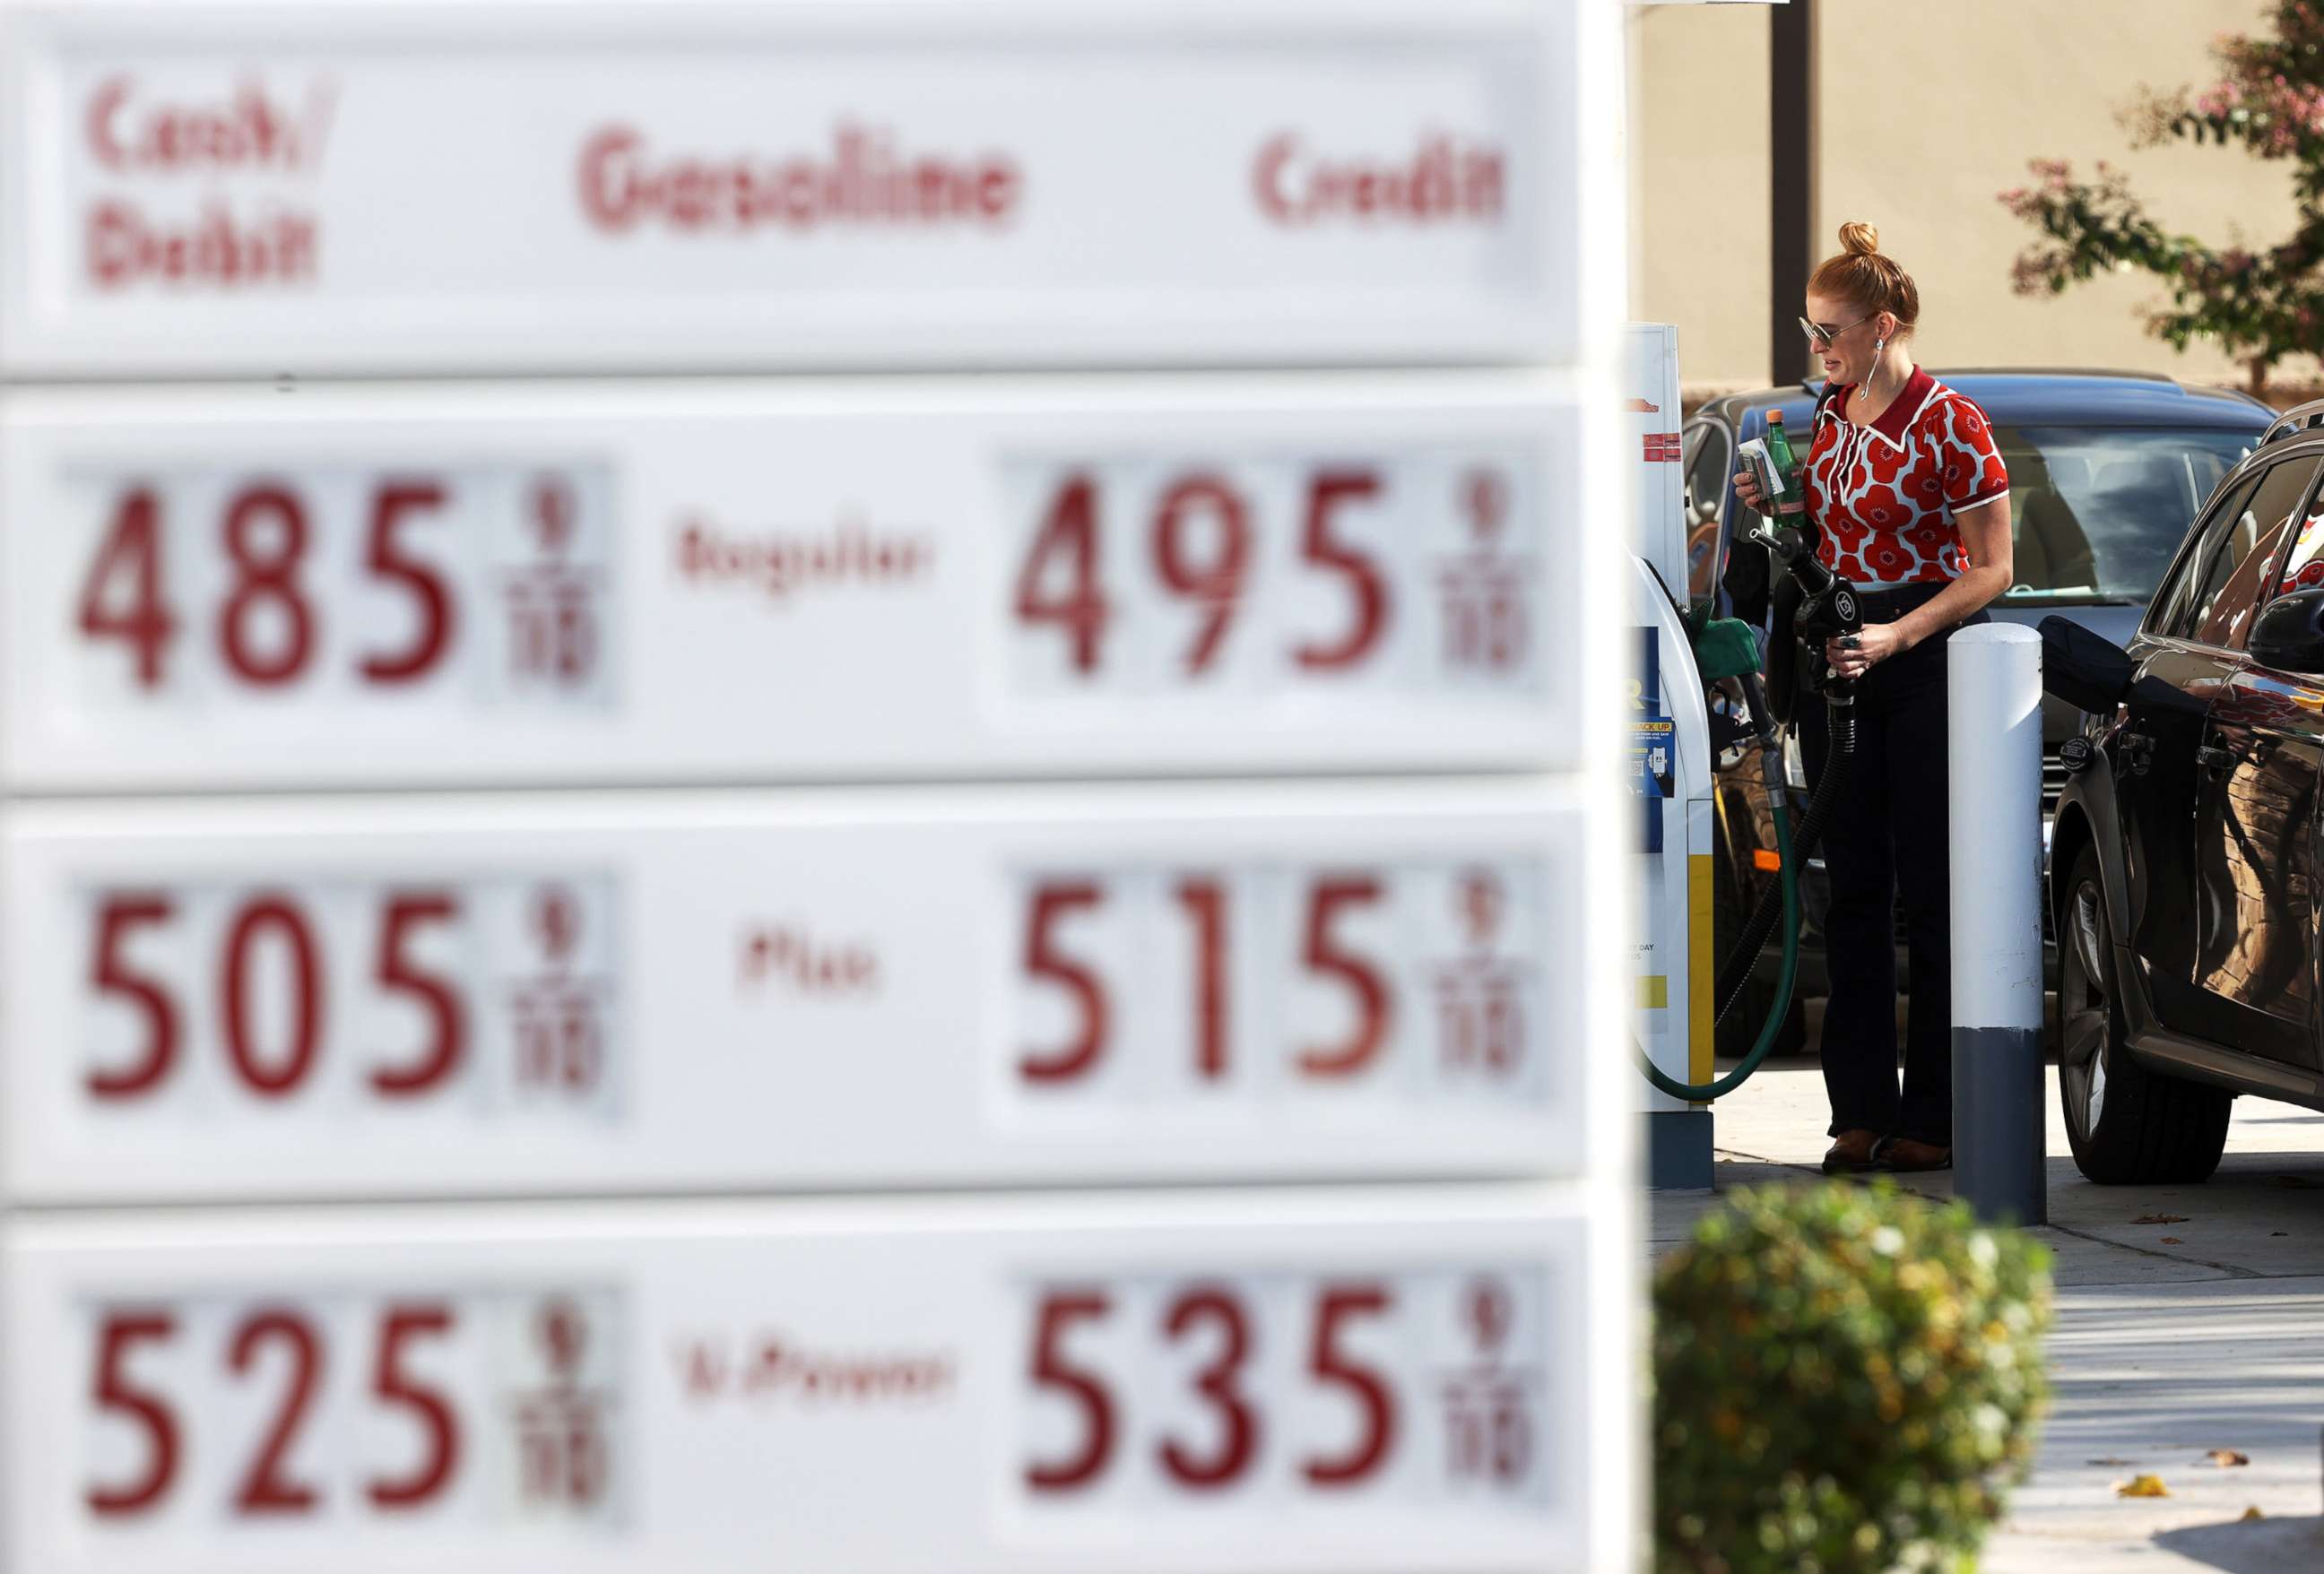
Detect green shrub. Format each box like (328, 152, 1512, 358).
(1653, 1181, 2053, 1574)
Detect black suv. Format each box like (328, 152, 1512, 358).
(2052, 396, 2324, 1183)
(1687, 371, 2273, 1054)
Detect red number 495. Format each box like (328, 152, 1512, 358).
(1014, 470, 1388, 678)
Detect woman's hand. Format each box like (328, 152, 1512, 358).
(1732, 469, 1767, 515)
(1825, 620, 1910, 679)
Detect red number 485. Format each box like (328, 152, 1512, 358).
(78, 482, 455, 691)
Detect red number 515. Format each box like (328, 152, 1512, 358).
(1019, 876, 1390, 1085)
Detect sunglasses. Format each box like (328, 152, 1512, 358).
(1799, 312, 1877, 350)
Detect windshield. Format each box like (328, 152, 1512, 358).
(1995, 425, 2260, 604)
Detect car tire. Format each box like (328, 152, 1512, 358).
(2057, 843, 2232, 1185)
(1712, 826, 1808, 1059)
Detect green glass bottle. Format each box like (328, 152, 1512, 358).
(1763, 411, 1807, 518)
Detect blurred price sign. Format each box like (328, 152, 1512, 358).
(2, 783, 1588, 1203)
(0, 0, 1576, 376)
(4, 1188, 1599, 1574)
(0, 376, 1576, 790)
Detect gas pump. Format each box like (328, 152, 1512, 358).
(1627, 326, 1860, 1186)
(1626, 324, 1719, 1188)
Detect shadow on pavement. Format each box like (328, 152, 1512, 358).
(2153, 1515, 2324, 1571)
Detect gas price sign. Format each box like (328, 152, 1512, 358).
(0, 0, 1635, 1566)
(0, 377, 1576, 791)
(0, 0, 1577, 376)
(4, 1189, 1592, 1574)
(2, 783, 1584, 1203)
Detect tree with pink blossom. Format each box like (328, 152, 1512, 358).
(2001, 0, 2324, 397)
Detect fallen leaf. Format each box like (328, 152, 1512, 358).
(2273, 1231, 2290, 1238)
(2159, 1237, 2185, 1245)
(2117, 1475, 2171, 1499)
(2133, 1214, 2190, 1224)
(2205, 1449, 2250, 1466)
(2242, 1506, 2266, 1521)
(2086, 1457, 2136, 1466)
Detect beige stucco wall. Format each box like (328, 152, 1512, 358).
(1633, 0, 2319, 398)
(1629, 4, 1770, 393)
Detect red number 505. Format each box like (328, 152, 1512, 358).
(87, 890, 464, 1103)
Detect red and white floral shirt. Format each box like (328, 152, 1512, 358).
(1803, 368, 2010, 586)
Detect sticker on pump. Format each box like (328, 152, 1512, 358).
(2, 783, 1587, 1203)
(5, 1189, 1597, 1574)
(0, 376, 1574, 790)
(0, 0, 1577, 376)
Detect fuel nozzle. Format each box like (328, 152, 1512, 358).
(1747, 522, 1863, 702)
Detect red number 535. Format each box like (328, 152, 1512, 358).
(1025, 1281, 1397, 1497)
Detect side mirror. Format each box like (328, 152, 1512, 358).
(2037, 615, 2137, 712)
(2249, 585, 2324, 674)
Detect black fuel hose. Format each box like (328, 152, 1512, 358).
(1713, 697, 1853, 1025)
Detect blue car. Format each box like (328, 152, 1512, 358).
(1682, 369, 2274, 1055)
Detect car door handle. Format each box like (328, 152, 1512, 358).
(2197, 744, 2235, 773)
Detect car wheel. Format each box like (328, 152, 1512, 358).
(1712, 819, 1808, 1059)
(2057, 843, 2231, 1185)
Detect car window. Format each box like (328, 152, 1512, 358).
(1682, 418, 1731, 604)
(2276, 487, 2324, 594)
(1683, 418, 1730, 526)
(2184, 457, 2320, 649)
(1996, 425, 2260, 606)
(2150, 468, 2263, 640)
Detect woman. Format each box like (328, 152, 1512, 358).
(1734, 221, 2013, 1174)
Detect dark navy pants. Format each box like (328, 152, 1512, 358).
(1796, 584, 1987, 1147)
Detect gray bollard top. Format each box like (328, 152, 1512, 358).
(1948, 623, 2041, 645)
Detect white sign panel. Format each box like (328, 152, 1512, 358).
(0, 375, 1576, 791)
(3, 782, 1587, 1203)
(0, 0, 1576, 376)
(3, 1188, 1599, 1574)
(1625, 323, 1685, 592)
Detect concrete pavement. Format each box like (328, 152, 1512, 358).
(1654, 1053, 2324, 1570)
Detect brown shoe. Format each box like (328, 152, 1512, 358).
(1876, 1137, 1953, 1172)
(1821, 1129, 1882, 1174)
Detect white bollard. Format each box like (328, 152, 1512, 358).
(1948, 623, 2047, 1224)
